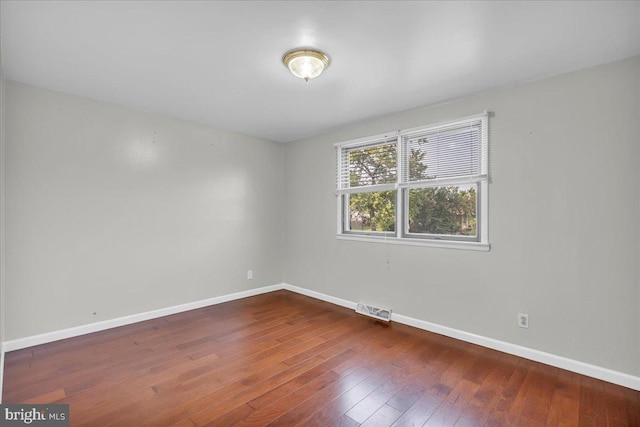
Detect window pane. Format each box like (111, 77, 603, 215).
(348, 143, 397, 188)
(407, 185, 477, 236)
(403, 123, 481, 182)
(348, 191, 396, 233)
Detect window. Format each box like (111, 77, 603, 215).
(335, 112, 489, 250)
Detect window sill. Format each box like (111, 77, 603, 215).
(336, 234, 491, 251)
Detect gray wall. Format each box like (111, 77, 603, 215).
(284, 56, 640, 376)
(4, 81, 284, 340)
(0, 49, 6, 400)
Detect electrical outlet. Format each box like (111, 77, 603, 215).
(518, 313, 529, 329)
(247, 270, 253, 280)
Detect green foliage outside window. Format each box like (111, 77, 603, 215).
(348, 144, 476, 236)
(408, 186, 476, 236)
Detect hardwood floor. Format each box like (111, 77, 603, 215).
(3, 290, 639, 426)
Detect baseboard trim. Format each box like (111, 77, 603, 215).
(2, 284, 282, 352)
(390, 312, 640, 391)
(281, 283, 640, 391)
(283, 283, 357, 311)
(2, 282, 639, 391)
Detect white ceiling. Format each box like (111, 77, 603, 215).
(1, 1, 639, 143)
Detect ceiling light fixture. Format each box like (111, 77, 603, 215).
(282, 48, 330, 81)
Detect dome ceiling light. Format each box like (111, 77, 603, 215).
(282, 48, 330, 82)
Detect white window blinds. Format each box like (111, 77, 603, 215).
(400, 115, 488, 186)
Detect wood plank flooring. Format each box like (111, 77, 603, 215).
(3, 290, 639, 426)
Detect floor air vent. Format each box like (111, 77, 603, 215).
(356, 303, 391, 322)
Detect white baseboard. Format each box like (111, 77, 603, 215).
(283, 283, 357, 311)
(389, 312, 640, 391)
(281, 283, 640, 391)
(2, 284, 282, 352)
(2, 282, 639, 392)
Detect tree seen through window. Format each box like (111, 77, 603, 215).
(348, 142, 476, 236)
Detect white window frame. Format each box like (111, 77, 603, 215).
(335, 112, 490, 251)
